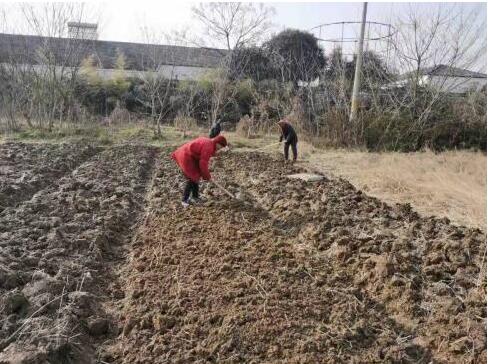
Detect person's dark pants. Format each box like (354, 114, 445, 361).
(284, 138, 298, 161)
(183, 179, 199, 202)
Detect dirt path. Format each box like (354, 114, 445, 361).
(102, 151, 486, 363)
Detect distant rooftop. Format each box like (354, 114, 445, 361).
(67, 22, 98, 29)
(0, 32, 227, 70)
(417, 65, 486, 79)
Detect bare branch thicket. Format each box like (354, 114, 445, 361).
(163, 28, 216, 124)
(317, 4, 488, 150)
(25, 3, 92, 128)
(390, 4, 486, 120)
(190, 3, 275, 127)
(191, 2, 274, 51)
(137, 26, 182, 136)
(0, 5, 39, 131)
(0, 3, 100, 130)
(282, 46, 350, 144)
(209, 50, 267, 129)
(0, 7, 26, 130)
(205, 64, 231, 128)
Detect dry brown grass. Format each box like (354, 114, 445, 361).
(173, 116, 198, 137)
(306, 148, 486, 230)
(229, 133, 486, 230)
(236, 115, 254, 138)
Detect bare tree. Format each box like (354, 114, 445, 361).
(192, 2, 274, 51)
(0, 6, 36, 131)
(0, 3, 101, 130)
(137, 26, 181, 136)
(188, 3, 275, 127)
(27, 4, 98, 128)
(391, 5, 485, 104)
(370, 4, 484, 149)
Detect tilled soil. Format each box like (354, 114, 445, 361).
(0, 143, 485, 363)
(0, 143, 157, 363)
(0, 142, 101, 212)
(102, 151, 486, 364)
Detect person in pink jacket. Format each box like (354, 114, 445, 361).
(171, 135, 227, 207)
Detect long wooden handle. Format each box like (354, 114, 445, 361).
(256, 142, 281, 151)
(212, 180, 236, 199)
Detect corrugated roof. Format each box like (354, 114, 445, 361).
(420, 64, 486, 79)
(0, 33, 228, 70)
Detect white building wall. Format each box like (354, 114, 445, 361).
(1, 62, 215, 82)
(423, 75, 486, 93)
(97, 65, 213, 81)
(383, 75, 487, 94)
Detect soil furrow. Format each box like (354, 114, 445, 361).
(0, 142, 103, 212)
(0, 144, 157, 363)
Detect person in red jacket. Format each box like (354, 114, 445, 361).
(171, 135, 228, 207)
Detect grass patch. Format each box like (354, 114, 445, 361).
(6, 124, 114, 145)
(1, 122, 212, 148)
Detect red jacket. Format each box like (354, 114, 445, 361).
(171, 137, 218, 182)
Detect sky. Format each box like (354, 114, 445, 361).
(98, 1, 487, 72)
(1, 2, 486, 71)
(95, 2, 485, 41)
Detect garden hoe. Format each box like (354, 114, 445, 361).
(211, 180, 240, 200)
(255, 142, 280, 151)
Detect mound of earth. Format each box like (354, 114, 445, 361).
(100, 151, 486, 364)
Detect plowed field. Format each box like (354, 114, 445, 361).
(0, 143, 485, 364)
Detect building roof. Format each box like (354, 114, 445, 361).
(419, 64, 487, 79)
(0, 33, 228, 70)
(67, 22, 98, 29)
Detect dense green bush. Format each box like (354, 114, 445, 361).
(265, 29, 326, 86)
(363, 101, 487, 152)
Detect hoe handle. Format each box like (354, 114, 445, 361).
(212, 180, 236, 199)
(256, 142, 280, 151)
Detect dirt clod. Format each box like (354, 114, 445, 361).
(0, 142, 157, 363)
(88, 317, 110, 336)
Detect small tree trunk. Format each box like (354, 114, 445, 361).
(26, 101, 33, 128)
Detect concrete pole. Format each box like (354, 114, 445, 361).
(349, 2, 368, 123)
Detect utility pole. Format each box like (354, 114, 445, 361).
(349, 2, 368, 123)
